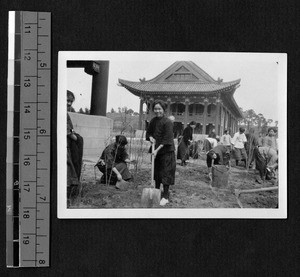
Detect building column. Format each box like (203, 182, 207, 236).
(215, 98, 221, 136)
(167, 98, 171, 116)
(149, 97, 154, 119)
(138, 97, 144, 130)
(184, 98, 189, 127)
(203, 98, 208, 135)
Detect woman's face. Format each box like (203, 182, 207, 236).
(268, 130, 275, 136)
(67, 96, 74, 111)
(154, 104, 164, 117)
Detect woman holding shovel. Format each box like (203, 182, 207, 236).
(146, 100, 176, 206)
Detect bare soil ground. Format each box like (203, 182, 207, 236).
(69, 152, 278, 209)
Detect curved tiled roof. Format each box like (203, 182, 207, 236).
(118, 78, 240, 94)
(118, 61, 243, 118)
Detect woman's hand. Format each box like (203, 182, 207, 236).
(149, 136, 156, 144)
(125, 159, 137, 164)
(152, 149, 158, 158)
(117, 173, 122, 181)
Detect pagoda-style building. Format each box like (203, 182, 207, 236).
(118, 61, 243, 136)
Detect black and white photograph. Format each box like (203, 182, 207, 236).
(57, 51, 287, 218)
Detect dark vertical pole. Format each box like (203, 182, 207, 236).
(90, 61, 109, 116)
(203, 99, 208, 135)
(215, 99, 221, 136)
(184, 99, 189, 128)
(138, 98, 143, 129)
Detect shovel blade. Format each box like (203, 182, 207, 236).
(115, 180, 129, 190)
(141, 188, 161, 208)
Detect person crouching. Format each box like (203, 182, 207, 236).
(96, 135, 133, 186)
(206, 145, 231, 180)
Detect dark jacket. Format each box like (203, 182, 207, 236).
(182, 125, 193, 144)
(146, 116, 175, 155)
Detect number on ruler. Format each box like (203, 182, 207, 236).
(23, 235, 30, 245)
(24, 131, 31, 140)
(40, 196, 46, 201)
(23, 210, 30, 219)
(24, 52, 31, 61)
(24, 105, 31, 113)
(24, 78, 31, 87)
(24, 183, 30, 192)
(23, 157, 31, 166)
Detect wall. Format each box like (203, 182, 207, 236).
(68, 112, 113, 159)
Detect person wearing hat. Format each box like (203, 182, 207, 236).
(96, 135, 134, 186)
(231, 127, 247, 167)
(146, 100, 176, 206)
(177, 121, 196, 166)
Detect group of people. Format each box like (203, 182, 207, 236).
(67, 93, 278, 207)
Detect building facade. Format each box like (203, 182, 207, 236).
(119, 61, 243, 136)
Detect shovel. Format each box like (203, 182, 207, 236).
(141, 142, 161, 208)
(115, 179, 129, 190)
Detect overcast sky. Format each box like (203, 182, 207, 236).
(67, 52, 286, 122)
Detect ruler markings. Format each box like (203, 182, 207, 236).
(13, 11, 51, 268)
(35, 12, 39, 267)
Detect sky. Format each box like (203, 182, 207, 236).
(67, 52, 286, 122)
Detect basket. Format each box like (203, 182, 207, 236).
(212, 165, 229, 188)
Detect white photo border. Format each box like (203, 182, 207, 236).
(57, 51, 287, 219)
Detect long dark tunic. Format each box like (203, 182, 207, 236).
(177, 125, 193, 161)
(67, 113, 84, 187)
(146, 116, 176, 186)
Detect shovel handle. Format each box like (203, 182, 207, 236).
(151, 142, 155, 186)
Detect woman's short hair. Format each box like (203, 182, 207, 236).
(67, 90, 75, 100)
(268, 127, 276, 134)
(152, 100, 167, 111)
(115, 135, 128, 146)
(239, 127, 245, 133)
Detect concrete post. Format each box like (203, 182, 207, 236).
(88, 61, 110, 116)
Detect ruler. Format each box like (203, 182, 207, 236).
(6, 11, 51, 267)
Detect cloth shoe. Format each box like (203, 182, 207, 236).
(160, 198, 169, 206)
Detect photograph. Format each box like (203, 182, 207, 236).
(57, 51, 287, 218)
